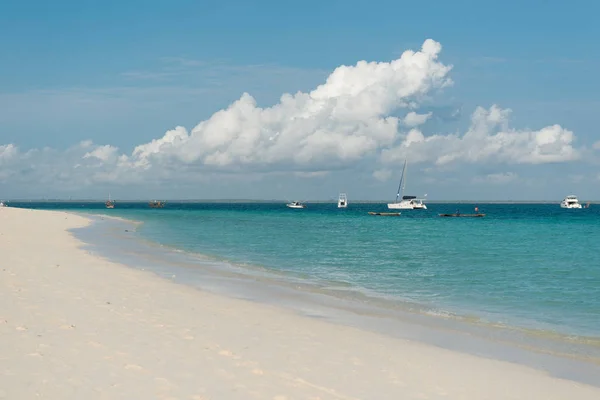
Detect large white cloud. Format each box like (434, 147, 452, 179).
(380, 105, 580, 167)
(0, 39, 588, 190)
(129, 39, 452, 171)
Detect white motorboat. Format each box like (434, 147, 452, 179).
(387, 159, 427, 210)
(286, 201, 306, 209)
(337, 193, 348, 208)
(560, 195, 582, 209)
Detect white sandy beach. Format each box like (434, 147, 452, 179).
(1, 207, 598, 399)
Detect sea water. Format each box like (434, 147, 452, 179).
(14, 202, 600, 357)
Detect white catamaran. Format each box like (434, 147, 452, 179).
(387, 159, 427, 210)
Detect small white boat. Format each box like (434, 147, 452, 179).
(105, 193, 115, 209)
(286, 201, 306, 209)
(560, 195, 583, 209)
(337, 193, 348, 208)
(387, 159, 427, 210)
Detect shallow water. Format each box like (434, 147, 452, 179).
(12, 201, 600, 383)
(20, 201, 599, 337)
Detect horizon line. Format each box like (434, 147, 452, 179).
(2, 198, 597, 204)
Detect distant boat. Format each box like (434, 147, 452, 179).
(149, 200, 165, 208)
(286, 201, 306, 209)
(105, 193, 115, 209)
(368, 211, 401, 216)
(560, 195, 582, 209)
(439, 213, 485, 218)
(387, 159, 427, 210)
(337, 193, 348, 208)
(440, 206, 485, 217)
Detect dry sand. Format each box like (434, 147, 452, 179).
(1, 206, 597, 399)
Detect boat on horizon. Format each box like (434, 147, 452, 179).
(149, 200, 166, 208)
(387, 159, 427, 210)
(368, 211, 401, 216)
(560, 195, 582, 209)
(286, 201, 306, 209)
(337, 193, 348, 208)
(105, 193, 115, 209)
(439, 213, 485, 218)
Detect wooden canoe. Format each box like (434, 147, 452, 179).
(439, 213, 485, 218)
(368, 212, 402, 216)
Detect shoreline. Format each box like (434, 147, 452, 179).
(2, 207, 600, 399)
(74, 212, 600, 381)
(78, 211, 600, 340)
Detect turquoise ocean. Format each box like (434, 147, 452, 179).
(12, 201, 600, 371)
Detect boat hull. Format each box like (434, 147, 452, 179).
(387, 202, 427, 210)
(369, 212, 401, 216)
(560, 203, 582, 209)
(439, 213, 485, 218)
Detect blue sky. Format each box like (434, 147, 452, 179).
(1, 0, 599, 200)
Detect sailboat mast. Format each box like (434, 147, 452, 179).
(402, 160, 407, 198)
(395, 159, 407, 202)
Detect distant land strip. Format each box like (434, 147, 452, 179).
(3, 199, 598, 204)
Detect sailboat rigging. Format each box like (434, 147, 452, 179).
(105, 193, 115, 209)
(387, 159, 427, 210)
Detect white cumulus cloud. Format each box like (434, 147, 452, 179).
(403, 111, 433, 127)
(83, 144, 119, 162)
(0, 38, 590, 194)
(380, 105, 579, 166)
(129, 39, 453, 172)
(372, 169, 393, 182)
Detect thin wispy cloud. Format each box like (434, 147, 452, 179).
(472, 172, 518, 185)
(469, 56, 597, 68)
(121, 57, 328, 85)
(120, 71, 182, 80)
(159, 56, 211, 68)
(468, 56, 508, 66)
(533, 58, 590, 65)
